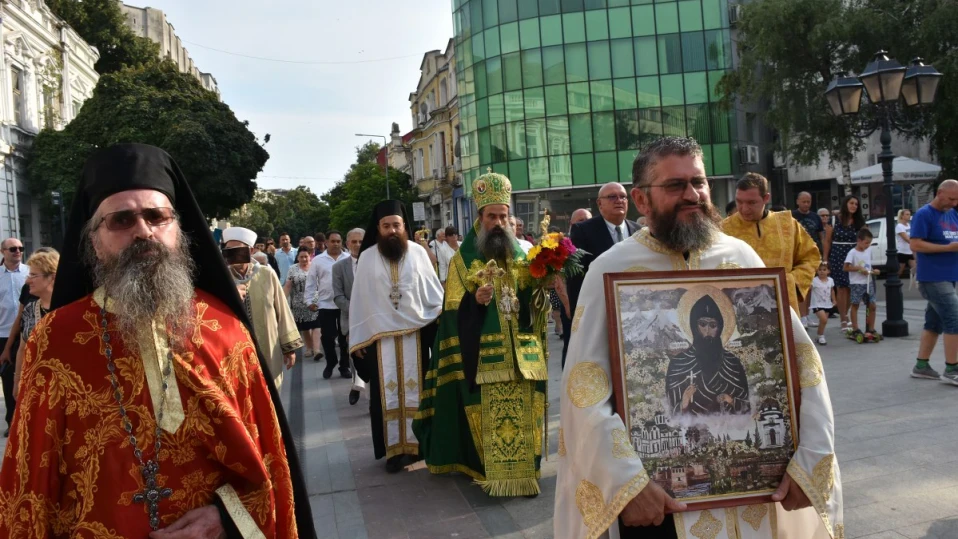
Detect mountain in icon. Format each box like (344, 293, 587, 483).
(732, 286, 777, 314)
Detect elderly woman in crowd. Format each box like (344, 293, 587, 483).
(13, 247, 58, 398)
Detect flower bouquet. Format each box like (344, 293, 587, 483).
(522, 216, 588, 336)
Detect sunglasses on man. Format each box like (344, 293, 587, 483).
(97, 207, 177, 231)
(6, 246, 23, 253)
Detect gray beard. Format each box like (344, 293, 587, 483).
(88, 231, 196, 347)
(651, 201, 721, 253)
(476, 225, 516, 263)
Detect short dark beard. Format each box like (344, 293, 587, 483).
(476, 225, 516, 262)
(692, 334, 724, 382)
(650, 199, 721, 253)
(86, 229, 196, 348)
(377, 229, 409, 262)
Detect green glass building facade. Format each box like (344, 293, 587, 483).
(453, 0, 738, 228)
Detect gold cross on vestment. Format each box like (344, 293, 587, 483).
(476, 260, 505, 287)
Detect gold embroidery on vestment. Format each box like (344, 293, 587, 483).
(741, 504, 768, 531)
(575, 470, 651, 539)
(624, 265, 653, 272)
(813, 454, 836, 503)
(724, 507, 739, 539)
(567, 362, 610, 408)
(689, 510, 723, 539)
(557, 427, 566, 457)
(439, 336, 460, 351)
(796, 343, 824, 388)
(787, 459, 834, 537)
(575, 480, 604, 533)
(571, 306, 585, 333)
(611, 429, 637, 459)
(716, 261, 743, 269)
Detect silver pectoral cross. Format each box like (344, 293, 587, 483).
(389, 284, 402, 309)
(133, 460, 173, 530)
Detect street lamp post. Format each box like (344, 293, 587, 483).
(825, 52, 943, 338)
(355, 133, 391, 199)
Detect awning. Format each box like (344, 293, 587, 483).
(851, 157, 941, 185)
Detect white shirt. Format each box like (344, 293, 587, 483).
(844, 248, 872, 285)
(275, 246, 298, 284)
(305, 250, 348, 310)
(436, 242, 455, 282)
(517, 238, 534, 254)
(810, 277, 835, 309)
(895, 223, 912, 255)
(604, 219, 627, 243)
(0, 262, 27, 337)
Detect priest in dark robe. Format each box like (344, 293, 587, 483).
(666, 294, 751, 417)
(349, 200, 443, 473)
(0, 144, 315, 537)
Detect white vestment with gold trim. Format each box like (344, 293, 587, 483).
(555, 229, 843, 539)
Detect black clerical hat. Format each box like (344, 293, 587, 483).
(359, 199, 413, 255)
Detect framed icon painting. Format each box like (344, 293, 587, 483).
(603, 268, 801, 511)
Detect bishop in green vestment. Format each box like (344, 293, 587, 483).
(413, 172, 548, 497)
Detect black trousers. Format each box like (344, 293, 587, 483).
(318, 309, 349, 371)
(0, 337, 14, 428)
(560, 308, 572, 369)
(619, 516, 678, 538)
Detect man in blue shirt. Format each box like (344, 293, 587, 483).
(274, 232, 298, 285)
(909, 179, 958, 386)
(0, 237, 28, 435)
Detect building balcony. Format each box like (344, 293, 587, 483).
(416, 177, 437, 195)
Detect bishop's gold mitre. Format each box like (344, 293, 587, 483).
(472, 170, 512, 210)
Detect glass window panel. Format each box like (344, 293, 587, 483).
(640, 107, 664, 137)
(510, 160, 530, 189)
(634, 36, 658, 76)
(585, 0, 607, 9)
(492, 161, 509, 175)
(483, 0, 499, 28)
(632, 5, 656, 35)
(525, 87, 546, 118)
(475, 62, 488, 98)
(682, 31, 706, 72)
(529, 157, 550, 188)
(504, 90, 525, 121)
(708, 70, 724, 102)
(712, 142, 731, 175)
(503, 52, 522, 91)
(619, 150, 636, 181)
(520, 19, 541, 49)
(489, 93, 506, 124)
(462, 38, 475, 69)
(615, 109, 640, 149)
(567, 81, 591, 113)
(461, 3, 472, 37)
(662, 105, 687, 137)
(565, 43, 589, 82)
(501, 22, 520, 54)
(545, 84, 569, 116)
(585, 10, 609, 41)
(540, 0, 561, 16)
(595, 151, 619, 182)
(519, 0, 539, 19)
(686, 103, 710, 142)
(678, 0, 703, 31)
(541, 15, 564, 46)
(709, 103, 730, 143)
(609, 0, 629, 5)
(593, 111, 616, 151)
(569, 113, 593, 153)
(470, 0, 485, 32)
(547, 116, 571, 155)
(702, 0, 721, 29)
(551, 155, 573, 186)
(684, 72, 708, 104)
(591, 80, 614, 111)
(705, 30, 729, 70)
(655, 2, 679, 34)
(609, 7, 633, 38)
(614, 77, 637, 109)
(485, 27, 501, 57)
(562, 0, 585, 12)
(572, 153, 596, 185)
(478, 128, 492, 163)
(491, 124, 508, 161)
(522, 49, 544, 87)
(487, 57, 504, 95)
(611, 38, 635, 78)
(701, 143, 713, 175)
(563, 13, 586, 43)
(542, 46, 566, 84)
(526, 119, 548, 157)
(499, 0, 518, 23)
(476, 97, 490, 127)
(660, 73, 684, 106)
(637, 76, 660, 108)
(506, 121, 527, 159)
(588, 41, 612, 79)
(473, 33, 486, 62)
(657, 34, 682, 74)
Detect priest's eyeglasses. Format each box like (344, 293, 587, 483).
(97, 207, 177, 231)
(643, 178, 710, 195)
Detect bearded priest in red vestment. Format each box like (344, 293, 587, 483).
(0, 144, 316, 537)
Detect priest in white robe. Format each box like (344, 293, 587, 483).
(349, 200, 444, 473)
(556, 137, 843, 539)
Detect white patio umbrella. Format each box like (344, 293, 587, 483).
(850, 156, 941, 185)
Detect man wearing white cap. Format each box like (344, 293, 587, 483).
(223, 226, 302, 389)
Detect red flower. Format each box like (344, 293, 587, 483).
(529, 260, 548, 278)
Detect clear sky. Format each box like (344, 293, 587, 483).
(144, 0, 454, 195)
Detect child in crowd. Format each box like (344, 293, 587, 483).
(844, 227, 880, 340)
(810, 263, 836, 345)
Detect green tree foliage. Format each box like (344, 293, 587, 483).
(719, 0, 958, 176)
(26, 63, 268, 218)
(46, 0, 160, 73)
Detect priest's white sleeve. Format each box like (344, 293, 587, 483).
(555, 264, 651, 539)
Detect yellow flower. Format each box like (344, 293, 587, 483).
(540, 234, 559, 250)
(527, 244, 542, 259)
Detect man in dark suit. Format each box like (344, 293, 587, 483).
(567, 182, 640, 316)
(333, 227, 365, 405)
